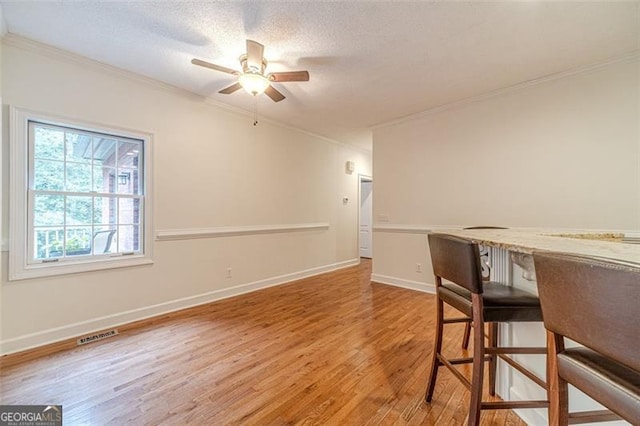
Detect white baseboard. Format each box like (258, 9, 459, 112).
(1, 258, 359, 355)
(371, 273, 435, 293)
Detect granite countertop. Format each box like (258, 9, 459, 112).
(436, 228, 640, 265)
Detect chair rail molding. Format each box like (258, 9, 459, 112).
(156, 223, 330, 241)
(372, 224, 464, 234)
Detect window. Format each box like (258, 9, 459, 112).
(10, 108, 153, 280)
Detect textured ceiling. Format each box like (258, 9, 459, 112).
(1, 1, 639, 150)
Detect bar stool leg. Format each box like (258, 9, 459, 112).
(468, 294, 485, 426)
(425, 296, 445, 403)
(488, 323, 498, 396)
(462, 322, 471, 349)
(546, 330, 569, 426)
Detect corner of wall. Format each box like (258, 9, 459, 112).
(0, 5, 7, 38)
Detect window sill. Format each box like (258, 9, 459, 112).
(9, 255, 154, 281)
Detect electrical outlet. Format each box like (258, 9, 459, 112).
(226, 267, 232, 279)
(416, 263, 423, 273)
(378, 214, 390, 222)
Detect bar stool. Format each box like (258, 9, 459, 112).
(424, 233, 548, 425)
(461, 226, 509, 351)
(533, 252, 640, 425)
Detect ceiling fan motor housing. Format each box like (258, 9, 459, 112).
(240, 54, 267, 75)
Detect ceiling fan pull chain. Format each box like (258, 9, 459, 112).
(253, 98, 259, 126)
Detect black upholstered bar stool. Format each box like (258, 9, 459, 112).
(424, 233, 548, 425)
(461, 226, 508, 352)
(533, 252, 640, 425)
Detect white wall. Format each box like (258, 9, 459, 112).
(0, 36, 371, 354)
(0, 10, 5, 350)
(372, 57, 640, 289)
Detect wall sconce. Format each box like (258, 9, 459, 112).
(345, 161, 355, 174)
(118, 172, 131, 185)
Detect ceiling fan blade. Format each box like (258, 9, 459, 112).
(218, 82, 242, 94)
(191, 58, 239, 75)
(267, 71, 310, 82)
(264, 85, 285, 102)
(246, 39, 264, 70)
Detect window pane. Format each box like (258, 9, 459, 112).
(34, 159, 64, 191)
(119, 140, 141, 195)
(94, 137, 116, 168)
(93, 227, 116, 254)
(94, 196, 117, 225)
(118, 198, 141, 224)
(118, 225, 140, 252)
(93, 166, 106, 192)
(66, 227, 92, 256)
(34, 194, 64, 226)
(116, 170, 132, 193)
(66, 162, 92, 192)
(118, 140, 141, 168)
(92, 138, 117, 193)
(117, 169, 141, 195)
(66, 196, 92, 226)
(34, 228, 64, 259)
(65, 132, 92, 164)
(94, 166, 116, 193)
(33, 126, 64, 160)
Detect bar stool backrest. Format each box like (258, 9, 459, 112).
(428, 233, 484, 294)
(533, 252, 640, 372)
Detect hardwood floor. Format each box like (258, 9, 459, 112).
(1, 259, 525, 425)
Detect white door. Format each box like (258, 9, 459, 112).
(359, 179, 373, 258)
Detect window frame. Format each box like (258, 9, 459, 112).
(9, 106, 154, 280)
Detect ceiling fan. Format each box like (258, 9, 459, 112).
(191, 40, 310, 102)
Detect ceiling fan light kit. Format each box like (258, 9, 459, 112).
(192, 39, 310, 102)
(238, 72, 270, 96)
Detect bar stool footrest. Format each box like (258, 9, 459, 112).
(443, 317, 472, 324)
(568, 409, 621, 424)
(481, 400, 549, 410)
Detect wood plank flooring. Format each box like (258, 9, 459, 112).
(0, 259, 525, 425)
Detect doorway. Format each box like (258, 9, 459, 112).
(359, 175, 373, 258)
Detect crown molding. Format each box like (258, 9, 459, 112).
(3, 34, 202, 99)
(1, 33, 369, 154)
(372, 50, 640, 131)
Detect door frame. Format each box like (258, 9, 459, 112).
(358, 174, 373, 259)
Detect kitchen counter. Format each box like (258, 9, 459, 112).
(436, 228, 640, 265)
